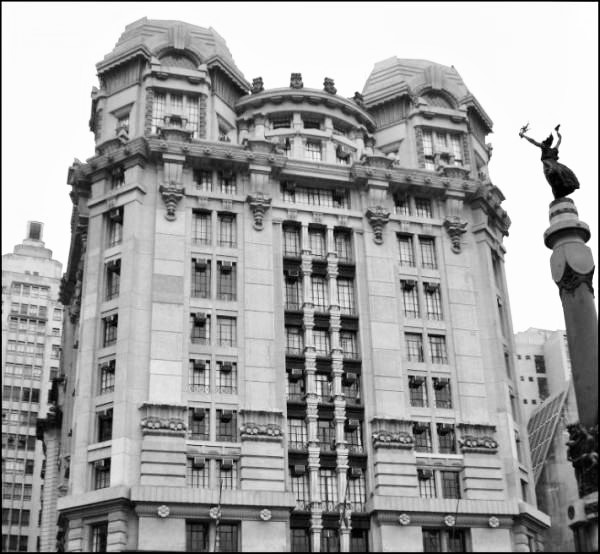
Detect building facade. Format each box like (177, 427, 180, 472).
(48, 18, 550, 552)
(2, 222, 63, 552)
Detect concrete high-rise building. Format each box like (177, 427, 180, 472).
(514, 328, 581, 552)
(2, 222, 63, 552)
(45, 18, 550, 552)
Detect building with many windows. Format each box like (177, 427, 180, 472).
(2, 222, 63, 552)
(43, 17, 550, 552)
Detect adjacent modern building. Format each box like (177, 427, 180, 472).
(514, 328, 581, 552)
(2, 222, 64, 552)
(43, 17, 551, 552)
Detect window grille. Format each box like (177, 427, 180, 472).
(305, 140, 322, 161)
(216, 361, 237, 394)
(318, 419, 336, 452)
(291, 528, 311, 552)
(309, 228, 326, 258)
(409, 375, 428, 407)
(433, 378, 452, 408)
(340, 330, 359, 359)
(217, 317, 237, 347)
(313, 330, 331, 356)
(437, 424, 456, 454)
(290, 472, 310, 510)
(193, 211, 212, 245)
(402, 280, 419, 318)
(319, 468, 338, 512)
(413, 423, 432, 453)
(286, 375, 305, 402)
(287, 418, 307, 450)
(217, 262, 236, 301)
(334, 231, 352, 262)
(216, 523, 239, 552)
(186, 522, 208, 552)
(188, 408, 210, 440)
(217, 459, 238, 489)
(311, 276, 328, 312)
(347, 470, 367, 510)
(93, 458, 111, 490)
(398, 234, 415, 266)
(283, 226, 302, 257)
(102, 315, 118, 347)
(218, 214, 236, 248)
(189, 359, 210, 393)
(191, 313, 210, 345)
(192, 259, 211, 298)
(429, 335, 448, 364)
(321, 529, 339, 553)
(337, 279, 356, 315)
(420, 237, 437, 269)
(342, 377, 361, 405)
(105, 260, 121, 301)
(417, 468, 436, 497)
(406, 333, 424, 362)
(282, 183, 349, 209)
(216, 410, 237, 442)
(285, 277, 303, 311)
(315, 373, 332, 402)
(425, 283, 443, 320)
(441, 470, 461, 499)
(151, 91, 201, 138)
(345, 422, 364, 454)
(286, 326, 304, 355)
(91, 522, 108, 552)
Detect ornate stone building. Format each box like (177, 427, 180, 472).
(2, 222, 63, 552)
(45, 17, 550, 552)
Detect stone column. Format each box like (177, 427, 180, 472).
(543, 197, 598, 552)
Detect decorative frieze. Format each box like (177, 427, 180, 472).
(366, 206, 391, 244)
(371, 418, 415, 449)
(139, 403, 187, 436)
(239, 422, 283, 442)
(456, 423, 499, 453)
(246, 192, 272, 230)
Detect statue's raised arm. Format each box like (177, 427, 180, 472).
(519, 123, 580, 199)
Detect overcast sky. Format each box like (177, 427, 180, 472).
(2, 2, 598, 333)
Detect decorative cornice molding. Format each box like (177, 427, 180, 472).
(139, 403, 188, 437)
(239, 422, 283, 442)
(372, 429, 414, 450)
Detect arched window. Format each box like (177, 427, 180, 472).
(422, 91, 454, 109)
(159, 52, 197, 70)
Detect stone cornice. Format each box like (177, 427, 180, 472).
(96, 45, 153, 75)
(235, 88, 375, 132)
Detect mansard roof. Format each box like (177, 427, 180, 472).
(362, 57, 493, 130)
(96, 17, 249, 92)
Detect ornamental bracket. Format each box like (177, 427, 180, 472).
(443, 216, 468, 253)
(366, 206, 390, 245)
(247, 192, 272, 230)
(159, 184, 185, 221)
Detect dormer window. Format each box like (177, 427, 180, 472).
(152, 91, 200, 138)
(421, 129, 464, 170)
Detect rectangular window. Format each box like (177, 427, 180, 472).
(193, 211, 212, 245)
(216, 523, 239, 552)
(537, 377, 549, 401)
(286, 373, 305, 402)
(282, 183, 350, 209)
(219, 172, 237, 195)
(105, 259, 121, 301)
(313, 330, 331, 357)
(217, 262, 236, 301)
(97, 408, 113, 442)
(342, 375, 361, 406)
(334, 230, 352, 263)
(286, 326, 304, 355)
(418, 469, 436, 497)
(93, 458, 111, 490)
(347, 470, 367, 510)
(429, 335, 448, 364)
(319, 468, 338, 512)
(409, 376, 428, 407)
(290, 471, 310, 510)
(272, 116, 291, 129)
(315, 373, 332, 403)
(291, 528, 310, 552)
(450, 134, 463, 166)
(216, 410, 237, 442)
(188, 408, 210, 440)
(398, 234, 415, 267)
(285, 276, 303, 311)
(401, 280, 419, 318)
(193, 170, 213, 193)
(110, 165, 125, 189)
(441, 470, 461, 499)
(287, 418, 308, 450)
(216, 361, 237, 394)
(217, 316, 236, 347)
(218, 214, 236, 248)
(350, 529, 368, 553)
(309, 228, 326, 258)
(311, 276, 328, 312)
(102, 314, 118, 347)
(406, 333, 424, 362)
(152, 91, 201, 138)
(437, 424, 456, 454)
(321, 529, 339, 553)
(305, 140, 322, 161)
(187, 457, 209, 488)
(217, 459, 238, 490)
(107, 208, 123, 247)
(534, 355, 546, 374)
(422, 529, 441, 552)
(414, 423, 432, 453)
(337, 278, 355, 315)
(394, 194, 411, 216)
(318, 419, 336, 452)
(186, 522, 209, 553)
(345, 422, 364, 455)
(192, 258, 211, 298)
(424, 283, 443, 320)
(91, 522, 108, 552)
(189, 359, 210, 393)
(415, 197, 433, 218)
(283, 226, 301, 257)
(191, 313, 211, 345)
(420, 237, 437, 269)
(433, 378, 452, 409)
(448, 529, 468, 552)
(340, 331, 359, 359)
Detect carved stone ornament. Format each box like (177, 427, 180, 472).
(323, 77, 337, 94)
(209, 507, 222, 520)
(458, 435, 499, 453)
(488, 516, 500, 528)
(251, 77, 264, 94)
(290, 73, 304, 89)
(372, 429, 414, 449)
(366, 206, 391, 245)
(557, 263, 595, 297)
(157, 505, 170, 518)
(259, 509, 272, 521)
(246, 193, 272, 231)
(159, 184, 185, 221)
(353, 92, 364, 107)
(240, 422, 283, 442)
(444, 515, 456, 527)
(140, 416, 186, 434)
(566, 423, 598, 497)
(398, 513, 411, 526)
(443, 216, 468, 253)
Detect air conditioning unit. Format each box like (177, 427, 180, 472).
(192, 408, 205, 421)
(285, 268, 300, 282)
(284, 181, 296, 193)
(409, 376, 425, 388)
(221, 261, 233, 274)
(108, 208, 122, 223)
(193, 360, 206, 371)
(194, 312, 207, 324)
(349, 467, 363, 479)
(413, 423, 428, 435)
(438, 424, 453, 436)
(292, 464, 306, 476)
(289, 368, 303, 381)
(425, 283, 439, 293)
(419, 469, 433, 480)
(342, 372, 357, 385)
(192, 456, 205, 469)
(220, 362, 233, 373)
(94, 459, 108, 469)
(402, 280, 417, 291)
(107, 259, 120, 270)
(220, 410, 233, 422)
(194, 258, 208, 271)
(433, 378, 447, 390)
(346, 419, 360, 431)
(221, 458, 234, 470)
(333, 187, 346, 199)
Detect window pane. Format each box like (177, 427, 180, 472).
(398, 235, 415, 267)
(420, 237, 437, 269)
(193, 211, 211, 244)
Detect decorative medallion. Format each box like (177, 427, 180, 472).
(209, 507, 222, 520)
(259, 509, 272, 521)
(444, 514, 456, 527)
(398, 513, 411, 526)
(157, 505, 170, 518)
(488, 516, 500, 528)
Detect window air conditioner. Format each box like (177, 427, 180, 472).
(342, 372, 357, 385)
(194, 312, 207, 324)
(438, 425, 453, 436)
(402, 280, 417, 291)
(221, 458, 234, 470)
(289, 368, 303, 381)
(425, 283, 439, 293)
(220, 362, 233, 373)
(193, 360, 206, 371)
(413, 423, 427, 435)
(433, 378, 447, 390)
(293, 464, 306, 476)
(409, 376, 425, 388)
(221, 261, 233, 274)
(95, 459, 107, 469)
(108, 208, 123, 223)
(192, 456, 205, 469)
(284, 181, 296, 193)
(192, 409, 205, 421)
(195, 258, 208, 271)
(285, 269, 300, 282)
(346, 419, 359, 431)
(220, 410, 233, 422)
(349, 467, 363, 479)
(419, 469, 433, 480)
